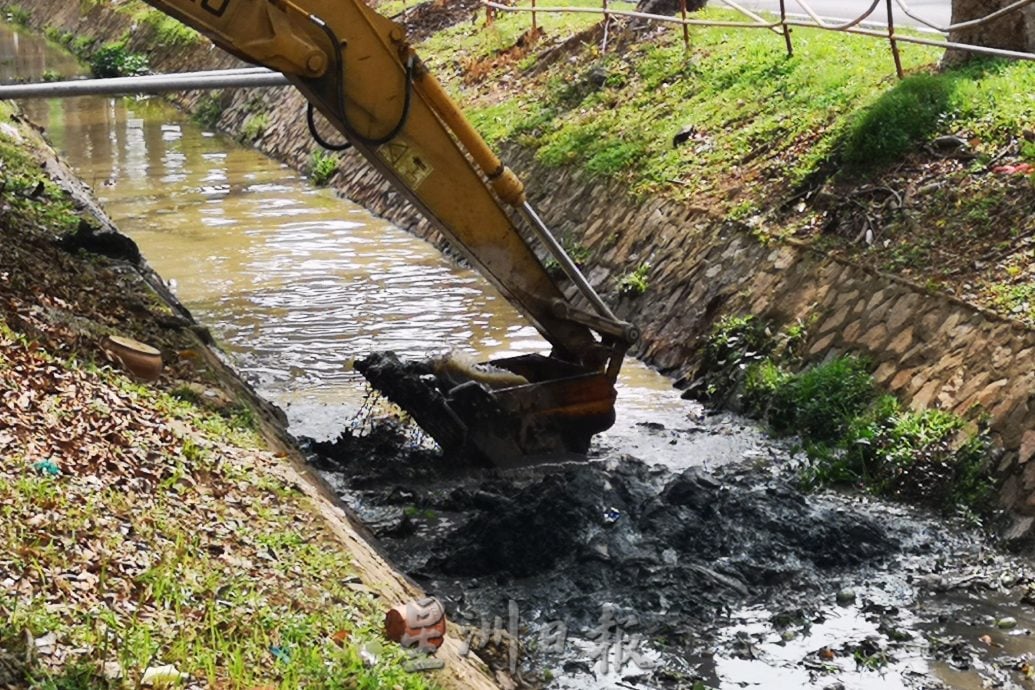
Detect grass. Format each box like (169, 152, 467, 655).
(421, 0, 603, 70)
(404, 4, 1035, 325)
(840, 73, 954, 171)
(0, 110, 81, 236)
(375, 0, 427, 17)
(444, 8, 932, 193)
(130, 5, 201, 47)
(840, 60, 1035, 173)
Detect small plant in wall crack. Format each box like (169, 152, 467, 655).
(193, 93, 224, 129)
(240, 113, 269, 143)
(309, 150, 339, 187)
(619, 261, 651, 297)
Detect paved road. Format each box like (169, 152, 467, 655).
(729, 0, 952, 30)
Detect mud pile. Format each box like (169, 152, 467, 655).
(307, 423, 899, 631)
(305, 417, 1035, 689)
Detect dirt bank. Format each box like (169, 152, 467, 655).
(0, 105, 498, 687)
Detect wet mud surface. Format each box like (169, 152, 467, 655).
(306, 416, 1035, 690)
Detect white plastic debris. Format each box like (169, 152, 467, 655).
(140, 664, 188, 687)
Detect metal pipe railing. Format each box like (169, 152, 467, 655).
(0, 69, 289, 99)
(788, 0, 882, 30)
(783, 18, 1035, 61)
(481, 1, 784, 31)
(481, 0, 1035, 69)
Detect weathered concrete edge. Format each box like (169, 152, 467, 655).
(8, 2, 1033, 539)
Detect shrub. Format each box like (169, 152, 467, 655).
(691, 313, 994, 517)
(768, 355, 875, 443)
(845, 404, 992, 512)
(742, 359, 789, 414)
(69, 35, 96, 57)
(43, 27, 73, 46)
(545, 238, 591, 278)
(695, 315, 774, 401)
(139, 10, 200, 47)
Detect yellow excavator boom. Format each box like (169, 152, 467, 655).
(139, 0, 637, 464)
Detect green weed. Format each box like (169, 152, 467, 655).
(135, 8, 200, 47)
(694, 315, 774, 401)
(69, 35, 96, 57)
(4, 5, 30, 26)
(89, 41, 149, 78)
(309, 149, 339, 186)
(989, 281, 1035, 320)
(545, 237, 592, 276)
(692, 313, 993, 515)
(43, 27, 73, 46)
(619, 261, 651, 296)
(240, 113, 269, 142)
(404, 505, 438, 520)
(193, 92, 223, 129)
(1022, 140, 1035, 162)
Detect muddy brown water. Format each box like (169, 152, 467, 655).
(5, 21, 1035, 690)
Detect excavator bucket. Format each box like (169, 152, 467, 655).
(355, 352, 616, 468)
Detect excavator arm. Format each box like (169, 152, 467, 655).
(139, 0, 637, 465)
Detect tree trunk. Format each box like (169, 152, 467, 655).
(635, 0, 707, 15)
(943, 0, 1035, 66)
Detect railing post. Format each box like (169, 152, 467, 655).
(602, 0, 610, 52)
(779, 0, 793, 57)
(680, 0, 689, 52)
(886, 0, 905, 78)
(532, 0, 537, 32)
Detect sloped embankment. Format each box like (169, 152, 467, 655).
(0, 105, 497, 687)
